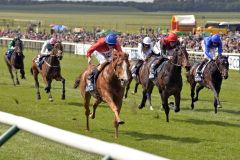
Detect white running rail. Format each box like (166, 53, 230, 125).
(0, 111, 168, 160)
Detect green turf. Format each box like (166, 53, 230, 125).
(0, 4, 239, 33)
(0, 47, 239, 160)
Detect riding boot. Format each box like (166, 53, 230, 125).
(149, 62, 157, 79)
(195, 60, 206, 82)
(131, 65, 137, 77)
(86, 68, 99, 92)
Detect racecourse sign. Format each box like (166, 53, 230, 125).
(228, 56, 240, 70)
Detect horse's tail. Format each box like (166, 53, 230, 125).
(73, 73, 82, 89)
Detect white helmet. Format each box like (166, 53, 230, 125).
(142, 37, 152, 45)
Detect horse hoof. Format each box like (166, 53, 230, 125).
(174, 108, 180, 113)
(61, 95, 65, 100)
(117, 120, 125, 125)
(138, 104, 144, 109)
(89, 114, 95, 119)
(149, 106, 154, 111)
(217, 105, 222, 108)
(49, 98, 53, 102)
(131, 91, 136, 95)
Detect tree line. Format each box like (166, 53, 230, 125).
(0, 0, 239, 12)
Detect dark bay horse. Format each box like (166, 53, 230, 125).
(31, 41, 65, 102)
(4, 39, 25, 85)
(74, 51, 130, 138)
(138, 46, 190, 122)
(186, 56, 229, 113)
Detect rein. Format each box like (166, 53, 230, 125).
(44, 60, 60, 68)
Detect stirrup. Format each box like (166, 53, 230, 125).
(86, 82, 94, 92)
(132, 73, 136, 77)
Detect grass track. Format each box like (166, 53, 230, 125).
(0, 47, 239, 160)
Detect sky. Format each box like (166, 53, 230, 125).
(37, 0, 154, 3)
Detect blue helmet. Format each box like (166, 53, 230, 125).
(105, 33, 117, 45)
(211, 34, 221, 43)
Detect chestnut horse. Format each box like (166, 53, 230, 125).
(138, 46, 190, 122)
(74, 51, 130, 138)
(4, 39, 25, 85)
(186, 56, 229, 113)
(31, 41, 65, 102)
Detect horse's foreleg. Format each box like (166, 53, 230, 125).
(194, 85, 204, 102)
(13, 68, 20, 85)
(84, 93, 91, 131)
(124, 78, 132, 98)
(114, 100, 123, 138)
(89, 99, 101, 119)
(133, 82, 140, 94)
(161, 91, 169, 122)
(174, 92, 181, 112)
(33, 71, 41, 100)
(61, 77, 65, 100)
(45, 79, 53, 101)
(190, 82, 196, 109)
(146, 84, 154, 111)
(20, 66, 25, 79)
(211, 84, 221, 113)
(138, 89, 148, 109)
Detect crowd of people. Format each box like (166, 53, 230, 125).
(0, 28, 240, 53)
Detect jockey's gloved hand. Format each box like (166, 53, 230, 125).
(88, 57, 92, 64)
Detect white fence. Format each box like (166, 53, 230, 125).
(0, 111, 168, 160)
(0, 37, 239, 70)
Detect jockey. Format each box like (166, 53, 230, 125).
(195, 34, 223, 81)
(131, 36, 153, 78)
(86, 33, 122, 92)
(6, 35, 23, 60)
(35, 37, 57, 67)
(149, 33, 180, 79)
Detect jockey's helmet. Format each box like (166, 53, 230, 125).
(14, 35, 21, 41)
(50, 37, 57, 45)
(211, 34, 221, 43)
(142, 37, 152, 45)
(167, 33, 178, 42)
(105, 33, 117, 45)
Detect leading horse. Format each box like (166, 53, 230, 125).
(186, 56, 229, 113)
(4, 39, 25, 85)
(74, 51, 130, 138)
(31, 41, 65, 102)
(138, 46, 190, 122)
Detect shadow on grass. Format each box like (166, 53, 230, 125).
(101, 129, 201, 143)
(67, 102, 109, 108)
(176, 118, 240, 128)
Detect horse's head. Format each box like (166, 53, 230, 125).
(172, 46, 190, 70)
(216, 55, 229, 79)
(51, 41, 63, 60)
(112, 51, 130, 86)
(14, 38, 23, 56)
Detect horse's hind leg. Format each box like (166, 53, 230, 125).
(8, 65, 15, 85)
(146, 84, 154, 110)
(211, 84, 221, 113)
(89, 99, 101, 119)
(32, 68, 41, 100)
(190, 82, 197, 109)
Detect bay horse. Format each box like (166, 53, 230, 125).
(138, 46, 190, 122)
(186, 56, 229, 113)
(74, 51, 130, 138)
(30, 41, 65, 102)
(4, 39, 25, 85)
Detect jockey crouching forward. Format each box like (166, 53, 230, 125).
(86, 33, 123, 92)
(149, 33, 180, 80)
(195, 34, 223, 82)
(131, 36, 153, 78)
(5, 36, 24, 61)
(35, 37, 56, 68)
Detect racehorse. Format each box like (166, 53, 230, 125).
(138, 46, 190, 122)
(30, 41, 65, 102)
(74, 51, 130, 138)
(186, 56, 229, 113)
(4, 38, 25, 85)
